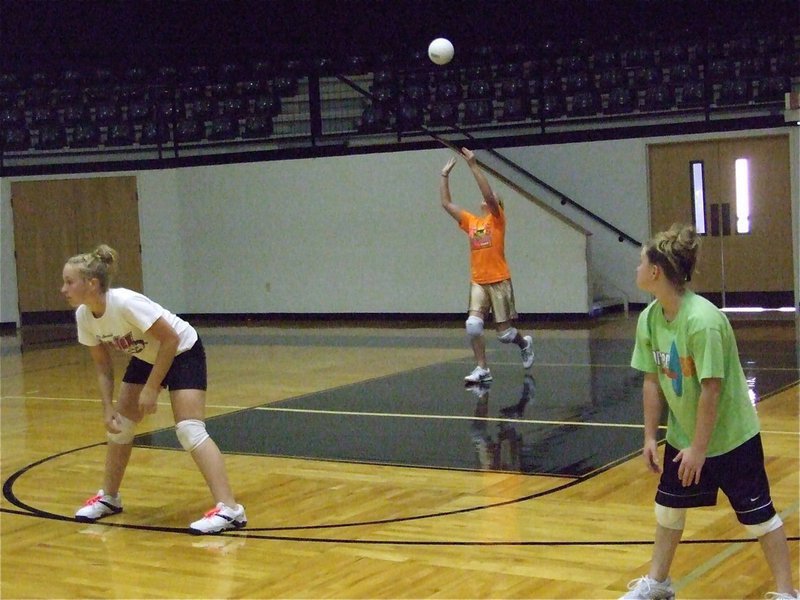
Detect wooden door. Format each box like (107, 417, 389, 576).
(11, 177, 142, 321)
(647, 135, 792, 307)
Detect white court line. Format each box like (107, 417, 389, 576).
(5, 395, 798, 435)
(673, 501, 800, 593)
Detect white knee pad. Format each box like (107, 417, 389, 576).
(655, 503, 687, 530)
(176, 419, 210, 452)
(497, 327, 518, 344)
(466, 316, 484, 338)
(107, 413, 136, 445)
(744, 514, 783, 538)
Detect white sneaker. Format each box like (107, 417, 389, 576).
(521, 335, 534, 368)
(620, 576, 675, 599)
(766, 592, 800, 600)
(75, 489, 122, 523)
(464, 365, 492, 383)
(189, 502, 247, 535)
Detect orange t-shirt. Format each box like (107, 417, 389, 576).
(458, 209, 511, 284)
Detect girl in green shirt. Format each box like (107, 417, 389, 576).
(621, 224, 796, 600)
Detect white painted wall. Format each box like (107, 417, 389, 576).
(2, 127, 797, 325)
(0, 148, 588, 323)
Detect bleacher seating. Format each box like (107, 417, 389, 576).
(0, 10, 796, 163)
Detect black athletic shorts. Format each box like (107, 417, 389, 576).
(122, 337, 207, 391)
(655, 433, 776, 525)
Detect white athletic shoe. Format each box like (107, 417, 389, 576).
(464, 365, 492, 383)
(620, 575, 675, 600)
(521, 335, 534, 368)
(75, 489, 123, 523)
(189, 502, 247, 535)
(766, 592, 800, 600)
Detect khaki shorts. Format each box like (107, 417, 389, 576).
(468, 279, 518, 324)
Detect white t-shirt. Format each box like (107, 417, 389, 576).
(76, 287, 198, 365)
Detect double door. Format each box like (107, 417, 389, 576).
(648, 135, 792, 308)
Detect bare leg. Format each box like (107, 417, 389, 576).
(171, 389, 237, 507)
(103, 443, 133, 496)
(649, 524, 683, 582)
(759, 525, 796, 594)
(468, 310, 488, 368)
(103, 382, 144, 496)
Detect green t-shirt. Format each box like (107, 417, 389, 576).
(631, 291, 760, 456)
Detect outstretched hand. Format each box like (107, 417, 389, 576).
(441, 156, 457, 177)
(460, 147, 476, 164)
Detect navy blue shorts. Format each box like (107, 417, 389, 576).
(122, 338, 207, 391)
(656, 434, 776, 525)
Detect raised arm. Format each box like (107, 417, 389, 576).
(461, 147, 501, 216)
(439, 155, 463, 222)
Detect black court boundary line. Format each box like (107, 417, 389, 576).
(2, 379, 797, 540)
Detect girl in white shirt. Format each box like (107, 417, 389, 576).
(62, 244, 245, 534)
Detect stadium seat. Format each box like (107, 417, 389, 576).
(0, 107, 25, 128)
(30, 106, 57, 126)
(93, 101, 122, 126)
(499, 78, 527, 100)
(253, 94, 281, 117)
(658, 42, 688, 67)
(466, 78, 493, 100)
(69, 121, 101, 148)
(564, 71, 591, 93)
(139, 120, 171, 145)
(1, 125, 30, 151)
(242, 114, 273, 138)
(596, 68, 627, 93)
(218, 97, 246, 118)
(175, 117, 205, 142)
(500, 96, 530, 121)
(36, 123, 68, 150)
(127, 99, 152, 124)
(667, 63, 698, 84)
(540, 94, 566, 119)
(396, 101, 424, 132)
(62, 103, 89, 127)
(678, 80, 706, 108)
(606, 86, 636, 114)
(642, 84, 674, 111)
(428, 101, 458, 127)
(593, 49, 621, 70)
(706, 59, 734, 83)
(190, 96, 215, 121)
(434, 80, 462, 103)
(634, 66, 663, 90)
(208, 115, 239, 140)
(106, 121, 135, 146)
(358, 105, 391, 133)
(755, 75, 790, 102)
(463, 98, 494, 124)
(718, 79, 752, 105)
(273, 75, 298, 97)
(567, 91, 598, 117)
(402, 83, 429, 107)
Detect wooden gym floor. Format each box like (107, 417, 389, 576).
(1, 313, 797, 599)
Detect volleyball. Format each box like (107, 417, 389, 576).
(428, 38, 454, 65)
